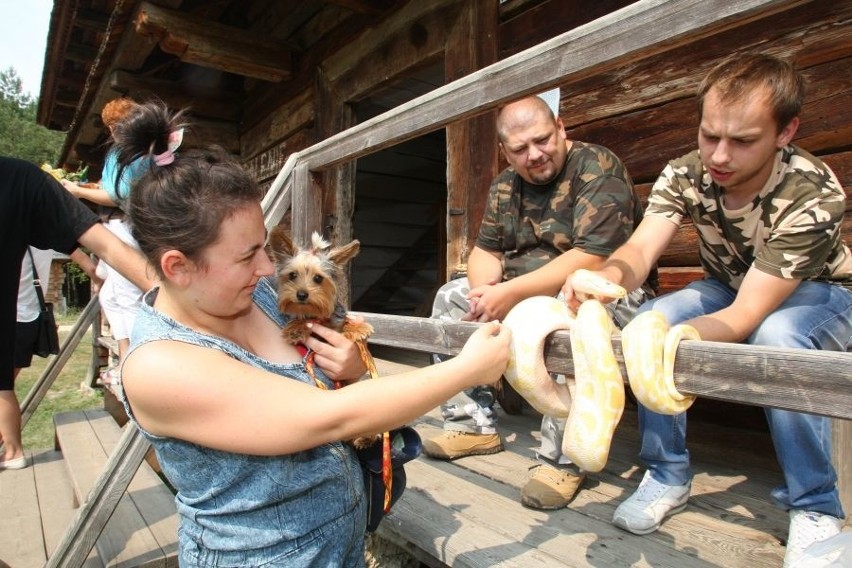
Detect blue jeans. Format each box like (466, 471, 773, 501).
(637, 278, 851, 519)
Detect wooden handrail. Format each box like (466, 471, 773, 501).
(355, 312, 852, 421)
(262, 0, 805, 232)
(20, 294, 100, 427)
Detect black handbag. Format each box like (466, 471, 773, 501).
(358, 426, 422, 532)
(29, 249, 60, 357)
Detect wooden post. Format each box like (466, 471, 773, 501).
(833, 420, 851, 525)
(315, 68, 358, 305)
(443, 0, 499, 278)
(290, 163, 324, 245)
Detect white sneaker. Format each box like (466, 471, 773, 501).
(612, 470, 690, 535)
(783, 510, 842, 568)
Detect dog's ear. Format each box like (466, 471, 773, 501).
(267, 225, 297, 265)
(328, 239, 361, 266)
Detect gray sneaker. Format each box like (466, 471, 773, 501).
(612, 470, 690, 535)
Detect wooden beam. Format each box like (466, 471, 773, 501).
(74, 8, 110, 33)
(134, 1, 292, 82)
(325, 0, 396, 14)
(64, 43, 100, 63)
(289, 164, 323, 243)
(444, 0, 499, 277)
(291, 0, 807, 172)
(109, 70, 241, 122)
(20, 298, 100, 429)
(354, 311, 852, 421)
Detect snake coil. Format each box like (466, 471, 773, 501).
(502, 270, 700, 472)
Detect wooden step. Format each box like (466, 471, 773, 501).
(0, 450, 103, 568)
(54, 409, 179, 568)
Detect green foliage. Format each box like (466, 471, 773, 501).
(0, 67, 66, 165)
(17, 317, 105, 450)
(66, 260, 90, 285)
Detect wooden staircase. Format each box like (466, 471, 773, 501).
(0, 409, 178, 568)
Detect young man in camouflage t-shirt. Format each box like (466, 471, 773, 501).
(423, 95, 654, 510)
(563, 54, 850, 566)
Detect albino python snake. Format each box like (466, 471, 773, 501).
(502, 270, 700, 472)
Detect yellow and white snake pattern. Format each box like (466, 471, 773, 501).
(502, 270, 700, 472)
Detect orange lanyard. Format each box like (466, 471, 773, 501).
(305, 340, 393, 512)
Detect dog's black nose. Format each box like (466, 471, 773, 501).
(297, 291, 309, 302)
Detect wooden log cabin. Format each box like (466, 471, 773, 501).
(25, 0, 850, 566)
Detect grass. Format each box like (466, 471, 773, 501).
(15, 306, 105, 450)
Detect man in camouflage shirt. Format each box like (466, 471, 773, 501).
(563, 54, 850, 566)
(423, 95, 654, 510)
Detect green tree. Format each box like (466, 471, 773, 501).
(0, 67, 65, 165)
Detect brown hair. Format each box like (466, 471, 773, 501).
(110, 101, 262, 277)
(101, 98, 139, 129)
(697, 53, 805, 133)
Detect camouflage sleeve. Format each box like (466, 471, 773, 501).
(644, 161, 691, 225)
(754, 160, 847, 280)
(571, 174, 640, 256)
(475, 169, 513, 253)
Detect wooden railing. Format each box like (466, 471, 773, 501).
(20, 295, 100, 428)
(260, 0, 849, 420)
(263, 0, 809, 235)
(353, 312, 852, 421)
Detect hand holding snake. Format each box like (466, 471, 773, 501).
(502, 270, 700, 472)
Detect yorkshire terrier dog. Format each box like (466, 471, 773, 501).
(267, 226, 374, 345)
(267, 227, 378, 449)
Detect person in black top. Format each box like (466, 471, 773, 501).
(0, 156, 154, 470)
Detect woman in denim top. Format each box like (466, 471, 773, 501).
(113, 102, 511, 567)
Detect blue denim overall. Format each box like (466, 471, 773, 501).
(120, 277, 367, 566)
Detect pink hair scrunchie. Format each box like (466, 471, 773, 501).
(153, 128, 184, 166)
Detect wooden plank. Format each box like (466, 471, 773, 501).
(0, 451, 46, 568)
(31, 450, 105, 568)
(289, 162, 324, 245)
(498, 0, 634, 58)
(261, 154, 297, 231)
(833, 419, 852, 526)
(53, 410, 166, 568)
(377, 357, 791, 564)
(134, 2, 292, 82)
(48, 414, 157, 568)
(356, 312, 852, 420)
(84, 409, 179, 566)
(657, 266, 704, 295)
(380, 418, 786, 567)
(567, 54, 852, 183)
(445, 0, 499, 278)
(556, 2, 851, 169)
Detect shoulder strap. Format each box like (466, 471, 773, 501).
(28, 249, 48, 310)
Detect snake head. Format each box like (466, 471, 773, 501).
(572, 269, 627, 301)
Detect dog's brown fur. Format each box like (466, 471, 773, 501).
(267, 226, 378, 449)
(267, 226, 374, 345)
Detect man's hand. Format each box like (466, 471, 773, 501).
(463, 281, 517, 322)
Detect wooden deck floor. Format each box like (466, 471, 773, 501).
(372, 351, 801, 568)
(3, 349, 845, 568)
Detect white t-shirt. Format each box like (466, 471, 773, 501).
(18, 247, 55, 323)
